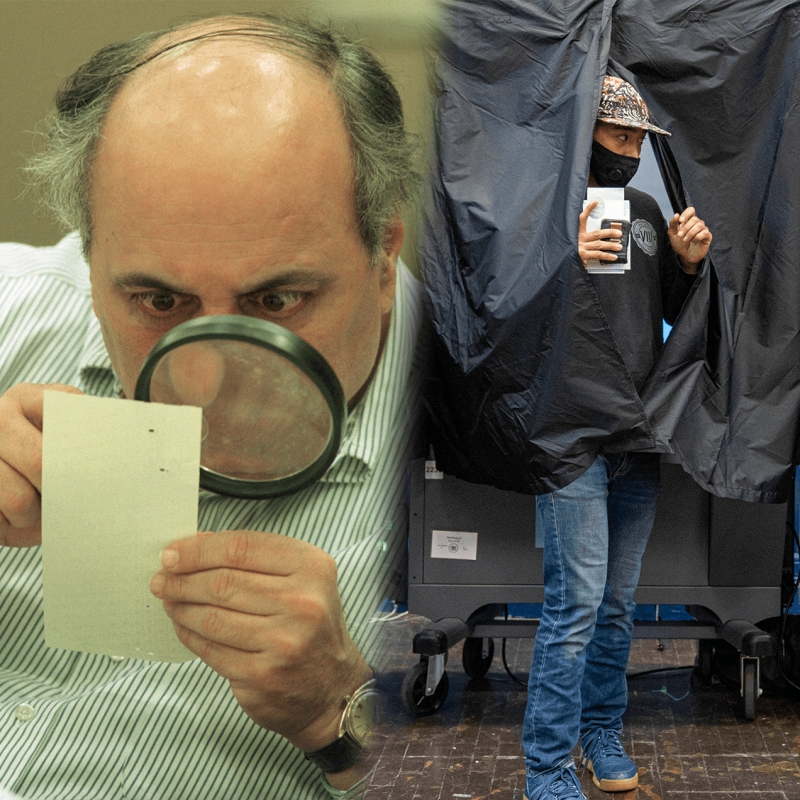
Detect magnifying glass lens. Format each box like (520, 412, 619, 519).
(149, 339, 333, 482)
(135, 314, 346, 498)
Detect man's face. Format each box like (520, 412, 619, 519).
(89, 41, 400, 410)
(593, 121, 646, 159)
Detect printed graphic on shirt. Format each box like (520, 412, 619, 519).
(631, 219, 657, 256)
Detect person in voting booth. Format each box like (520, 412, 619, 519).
(0, 12, 424, 800)
(522, 76, 712, 800)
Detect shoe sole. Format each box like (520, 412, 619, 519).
(582, 758, 639, 792)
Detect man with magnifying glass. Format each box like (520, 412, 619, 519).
(0, 12, 423, 800)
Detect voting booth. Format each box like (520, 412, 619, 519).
(410, 2, 800, 724)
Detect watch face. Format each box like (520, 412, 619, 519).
(344, 689, 379, 746)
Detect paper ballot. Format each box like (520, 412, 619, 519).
(583, 187, 631, 274)
(41, 391, 202, 662)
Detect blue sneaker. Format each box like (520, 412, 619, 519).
(580, 728, 638, 792)
(524, 765, 586, 800)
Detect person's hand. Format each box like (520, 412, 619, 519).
(149, 530, 372, 753)
(668, 206, 712, 273)
(0, 383, 84, 547)
(578, 200, 623, 267)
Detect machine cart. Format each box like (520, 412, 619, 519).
(404, 455, 792, 720)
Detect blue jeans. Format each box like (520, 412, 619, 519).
(522, 452, 661, 782)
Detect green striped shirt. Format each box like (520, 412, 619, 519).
(0, 234, 423, 799)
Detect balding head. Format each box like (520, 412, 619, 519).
(26, 12, 419, 264)
(93, 35, 355, 246)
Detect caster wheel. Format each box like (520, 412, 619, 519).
(401, 660, 449, 718)
(462, 637, 495, 679)
(691, 639, 714, 689)
(697, 639, 714, 677)
(742, 660, 758, 720)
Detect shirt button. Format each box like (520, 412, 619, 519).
(14, 703, 36, 722)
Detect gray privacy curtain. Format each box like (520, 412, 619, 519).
(422, 0, 800, 503)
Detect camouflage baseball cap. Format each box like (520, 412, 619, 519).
(597, 75, 671, 136)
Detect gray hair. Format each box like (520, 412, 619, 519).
(24, 12, 421, 265)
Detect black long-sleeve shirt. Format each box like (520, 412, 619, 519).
(588, 186, 697, 392)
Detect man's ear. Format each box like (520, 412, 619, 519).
(88, 261, 99, 318)
(378, 214, 404, 314)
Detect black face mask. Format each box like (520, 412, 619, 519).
(589, 140, 640, 187)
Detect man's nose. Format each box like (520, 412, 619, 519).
(626, 141, 643, 159)
(197, 304, 242, 318)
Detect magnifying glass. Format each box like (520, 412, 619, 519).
(133, 315, 347, 499)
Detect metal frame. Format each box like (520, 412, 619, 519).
(404, 455, 789, 717)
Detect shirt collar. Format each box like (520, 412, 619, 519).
(321, 261, 421, 484)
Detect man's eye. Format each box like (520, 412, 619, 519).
(151, 293, 176, 311)
(132, 292, 176, 312)
(259, 291, 305, 313)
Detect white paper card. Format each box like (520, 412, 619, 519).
(41, 392, 202, 662)
(584, 187, 631, 274)
(431, 530, 478, 561)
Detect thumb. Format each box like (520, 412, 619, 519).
(28, 383, 85, 431)
(579, 200, 598, 232)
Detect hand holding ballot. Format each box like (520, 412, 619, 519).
(579, 198, 624, 268)
(0, 382, 83, 547)
(580, 198, 711, 275)
(2, 382, 372, 758)
(149, 529, 372, 751)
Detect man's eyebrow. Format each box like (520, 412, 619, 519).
(242, 270, 333, 294)
(114, 273, 183, 293)
(114, 269, 332, 294)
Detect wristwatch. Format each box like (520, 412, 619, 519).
(304, 675, 381, 774)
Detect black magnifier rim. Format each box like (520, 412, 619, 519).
(133, 315, 347, 499)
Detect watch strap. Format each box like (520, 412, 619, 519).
(304, 671, 379, 775)
(304, 731, 362, 774)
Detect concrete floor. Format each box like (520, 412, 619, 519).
(366, 615, 800, 800)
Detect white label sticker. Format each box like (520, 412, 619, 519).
(431, 530, 478, 560)
(424, 460, 444, 480)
